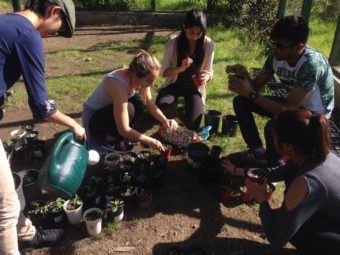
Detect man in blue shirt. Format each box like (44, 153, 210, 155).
(0, 1, 86, 254)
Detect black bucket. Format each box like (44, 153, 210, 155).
(204, 110, 221, 133)
(221, 115, 238, 137)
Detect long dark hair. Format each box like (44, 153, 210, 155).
(177, 9, 207, 71)
(273, 109, 330, 166)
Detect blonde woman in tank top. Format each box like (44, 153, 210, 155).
(82, 50, 177, 155)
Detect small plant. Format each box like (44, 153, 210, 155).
(106, 198, 124, 213)
(121, 185, 135, 197)
(47, 198, 65, 213)
(29, 201, 48, 215)
(120, 172, 132, 183)
(66, 195, 83, 210)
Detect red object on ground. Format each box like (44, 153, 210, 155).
(220, 188, 234, 202)
(162, 148, 171, 158)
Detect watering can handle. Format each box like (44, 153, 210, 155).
(50, 131, 75, 164)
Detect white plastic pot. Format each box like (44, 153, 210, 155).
(63, 200, 83, 225)
(83, 208, 103, 236)
(114, 209, 124, 222)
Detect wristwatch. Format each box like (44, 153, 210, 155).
(249, 91, 259, 100)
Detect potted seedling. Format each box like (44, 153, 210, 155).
(47, 197, 65, 224)
(239, 186, 254, 203)
(63, 195, 83, 225)
(83, 208, 103, 236)
(26, 200, 48, 227)
(220, 185, 235, 203)
(123, 152, 137, 162)
(105, 198, 124, 222)
(136, 187, 153, 209)
(105, 183, 121, 202)
(119, 171, 134, 184)
(83, 175, 103, 207)
(120, 185, 136, 206)
(29, 139, 46, 159)
(137, 150, 151, 162)
(21, 124, 35, 133)
(118, 160, 134, 172)
(104, 152, 122, 169)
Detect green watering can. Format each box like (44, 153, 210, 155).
(39, 131, 88, 198)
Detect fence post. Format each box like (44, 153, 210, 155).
(12, 0, 21, 12)
(329, 15, 340, 67)
(301, 0, 313, 24)
(151, 0, 156, 11)
(277, 0, 287, 19)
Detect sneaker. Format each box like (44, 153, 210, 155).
(227, 148, 268, 168)
(19, 229, 64, 252)
(102, 139, 135, 153)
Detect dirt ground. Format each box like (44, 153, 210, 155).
(0, 25, 296, 255)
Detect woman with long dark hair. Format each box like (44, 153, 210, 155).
(156, 9, 214, 130)
(221, 109, 340, 254)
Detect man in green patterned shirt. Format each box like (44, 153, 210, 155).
(226, 15, 334, 167)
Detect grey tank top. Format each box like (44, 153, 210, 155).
(259, 153, 340, 247)
(85, 70, 132, 110)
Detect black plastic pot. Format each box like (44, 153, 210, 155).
(221, 115, 238, 137)
(29, 140, 46, 159)
(199, 156, 222, 186)
(18, 169, 41, 204)
(25, 200, 48, 228)
(204, 110, 221, 133)
(187, 142, 210, 162)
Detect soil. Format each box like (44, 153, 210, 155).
(0, 25, 297, 255)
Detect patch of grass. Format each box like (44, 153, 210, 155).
(104, 221, 119, 233)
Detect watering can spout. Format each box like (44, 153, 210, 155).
(38, 132, 89, 198)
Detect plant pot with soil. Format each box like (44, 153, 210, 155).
(18, 169, 41, 204)
(105, 198, 124, 222)
(136, 187, 153, 209)
(26, 200, 48, 227)
(120, 185, 136, 207)
(63, 195, 83, 225)
(187, 142, 210, 169)
(105, 183, 121, 202)
(103, 152, 122, 169)
(204, 110, 221, 133)
(47, 197, 65, 224)
(83, 208, 103, 236)
(12, 172, 26, 211)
